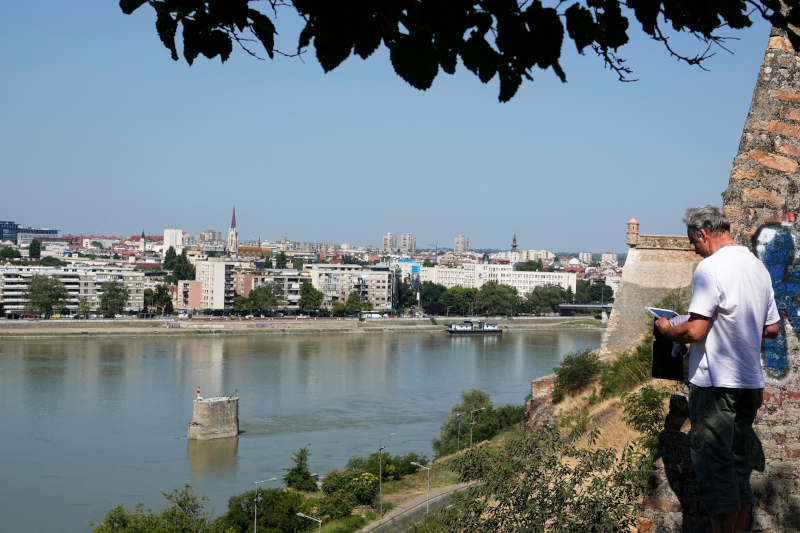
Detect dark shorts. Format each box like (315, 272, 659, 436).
(688, 384, 763, 517)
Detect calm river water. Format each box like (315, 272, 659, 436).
(0, 330, 602, 532)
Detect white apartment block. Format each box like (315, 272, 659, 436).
(0, 265, 145, 313)
(164, 228, 184, 254)
(236, 269, 312, 311)
(491, 249, 555, 263)
(601, 252, 619, 263)
(579, 251, 593, 264)
(382, 233, 397, 250)
(196, 258, 234, 310)
(303, 264, 396, 310)
(422, 264, 576, 295)
(454, 234, 469, 254)
(401, 233, 417, 253)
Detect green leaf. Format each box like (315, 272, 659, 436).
(565, 4, 596, 52)
(389, 33, 439, 91)
(460, 34, 497, 83)
(314, 30, 353, 73)
(182, 18, 200, 65)
(497, 65, 522, 103)
(119, 0, 147, 15)
(201, 30, 233, 62)
(155, 12, 179, 61)
(249, 10, 276, 59)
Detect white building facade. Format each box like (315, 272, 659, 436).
(382, 233, 397, 250)
(401, 233, 416, 253)
(421, 264, 576, 295)
(304, 264, 396, 310)
(454, 235, 469, 254)
(196, 258, 235, 310)
(164, 228, 184, 254)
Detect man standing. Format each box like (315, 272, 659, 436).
(656, 205, 780, 533)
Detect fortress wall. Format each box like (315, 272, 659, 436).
(598, 231, 700, 360)
(642, 26, 800, 533)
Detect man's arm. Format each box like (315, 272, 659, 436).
(764, 321, 780, 339)
(655, 313, 710, 344)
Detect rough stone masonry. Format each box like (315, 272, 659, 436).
(641, 25, 800, 532)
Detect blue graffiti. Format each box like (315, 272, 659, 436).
(755, 225, 800, 377)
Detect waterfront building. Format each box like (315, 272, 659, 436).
(454, 234, 469, 254)
(196, 258, 234, 310)
(234, 269, 312, 311)
(401, 233, 417, 254)
(0, 265, 145, 313)
(176, 280, 203, 310)
(227, 207, 239, 253)
(303, 263, 396, 310)
(421, 263, 576, 295)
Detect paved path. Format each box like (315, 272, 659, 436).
(359, 482, 474, 532)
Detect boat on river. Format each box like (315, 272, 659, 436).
(446, 320, 502, 334)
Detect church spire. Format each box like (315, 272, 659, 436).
(141, 228, 146, 240)
(230, 206, 237, 229)
(511, 230, 518, 252)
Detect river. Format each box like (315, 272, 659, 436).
(0, 330, 603, 532)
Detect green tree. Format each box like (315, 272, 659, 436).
(120, 1, 796, 103)
(163, 246, 177, 269)
(419, 281, 447, 309)
(39, 256, 65, 267)
(166, 250, 196, 284)
(275, 251, 288, 269)
(331, 301, 347, 316)
(291, 258, 305, 271)
(23, 274, 70, 317)
(89, 484, 229, 533)
(206, 250, 216, 257)
(298, 281, 323, 312)
(621, 386, 672, 455)
(345, 291, 362, 314)
(397, 279, 416, 308)
(482, 252, 490, 263)
(525, 284, 570, 316)
(589, 282, 614, 303)
(422, 259, 435, 268)
(213, 488, 307, 533)
(431, 389, 492, 457)
(282, 445, 317, 492)
(99, 279, 129, 315)
(361, 300, 374, 311)
(28, 239, 41, 259)
(143, 288, 155, 311)
(516, 259, 543, 271)
(78, 296, 91, 318)
(91, 241, 104, 250)
(0, 247, 21, 260)
(439, 286, 478, 316)
(249, 283, 281, 315)
(233, 295, 251, 315)
(474, 282, 518, 316)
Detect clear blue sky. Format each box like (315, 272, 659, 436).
(0, 2, 772, 252)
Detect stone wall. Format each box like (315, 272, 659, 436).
(598, 224, 700, 360)
(187, 397, 239, 440)
(643, 25, 800, 532)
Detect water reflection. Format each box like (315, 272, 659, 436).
(187, 438, 239, 482)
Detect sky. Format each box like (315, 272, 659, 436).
(0, 2, 775, 252)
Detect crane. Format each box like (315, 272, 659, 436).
(272, 233, 289, 244)
(428, 243, 439, 264)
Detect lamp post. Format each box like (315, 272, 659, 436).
(410, 462, 431, 513)
(254, 478, 277, 533)
(457, 414, 462, 452)
(297, 513, 322, 533)
(470, 407, 485, 449)
(379, 432, 396, 517)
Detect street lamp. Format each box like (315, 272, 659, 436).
(456, 414, 462, 452)
(470, 408, 486, 449)
(410, 462, 431, 513)
(254, 478, 277, 533)
(297, 512, 322, 533)
(379, 432, 396, 516)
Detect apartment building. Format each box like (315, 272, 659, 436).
(454, 234, 469, 254)
(303, 264, 396, 310)
(401, 234, 416, 253)
(601, 252, 619, 263)
(176, 280, 203, 310)
(196, 258, 234, 310)
(232, 269, 313, 311)
(421, 263, 576, 295)
(0, 265, 145, 313)
(164, 228, 184, 253)
(382, 233, 397, 250)
(579, 251, 593, 264)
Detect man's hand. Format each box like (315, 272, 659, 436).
(655, 316, 671, 337)
(658, 313, 711, 344)
(764, 321, 780, 339)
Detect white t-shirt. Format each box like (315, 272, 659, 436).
(687, 245, 780, 388)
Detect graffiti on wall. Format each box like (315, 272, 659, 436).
(755, 224, 800, 378)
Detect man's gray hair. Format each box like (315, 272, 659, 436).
(683, 205, 730, 240)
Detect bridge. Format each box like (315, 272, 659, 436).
(558, 303, 613, 322)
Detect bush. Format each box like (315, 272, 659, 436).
(214, 487, 308, 532)
(321, 469, 379, 506)
(431, 389, 525, 458)
(345, 455, 367, 471)
(597, 335, 652, 399)
(282, 445, 318, 492)
(621, 386, 672, 455)
(552, 349, 603, 403)
(316, 490, 358, 520)
(322, 514, 372, 533)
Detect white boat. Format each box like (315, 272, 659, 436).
(446, 320, 502, 334)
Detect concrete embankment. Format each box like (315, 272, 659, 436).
(0, 316, 604, 338)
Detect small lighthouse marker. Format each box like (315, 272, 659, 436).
(196, 388, 202, 400)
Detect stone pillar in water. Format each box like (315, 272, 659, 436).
(187, 396, 239, 440)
